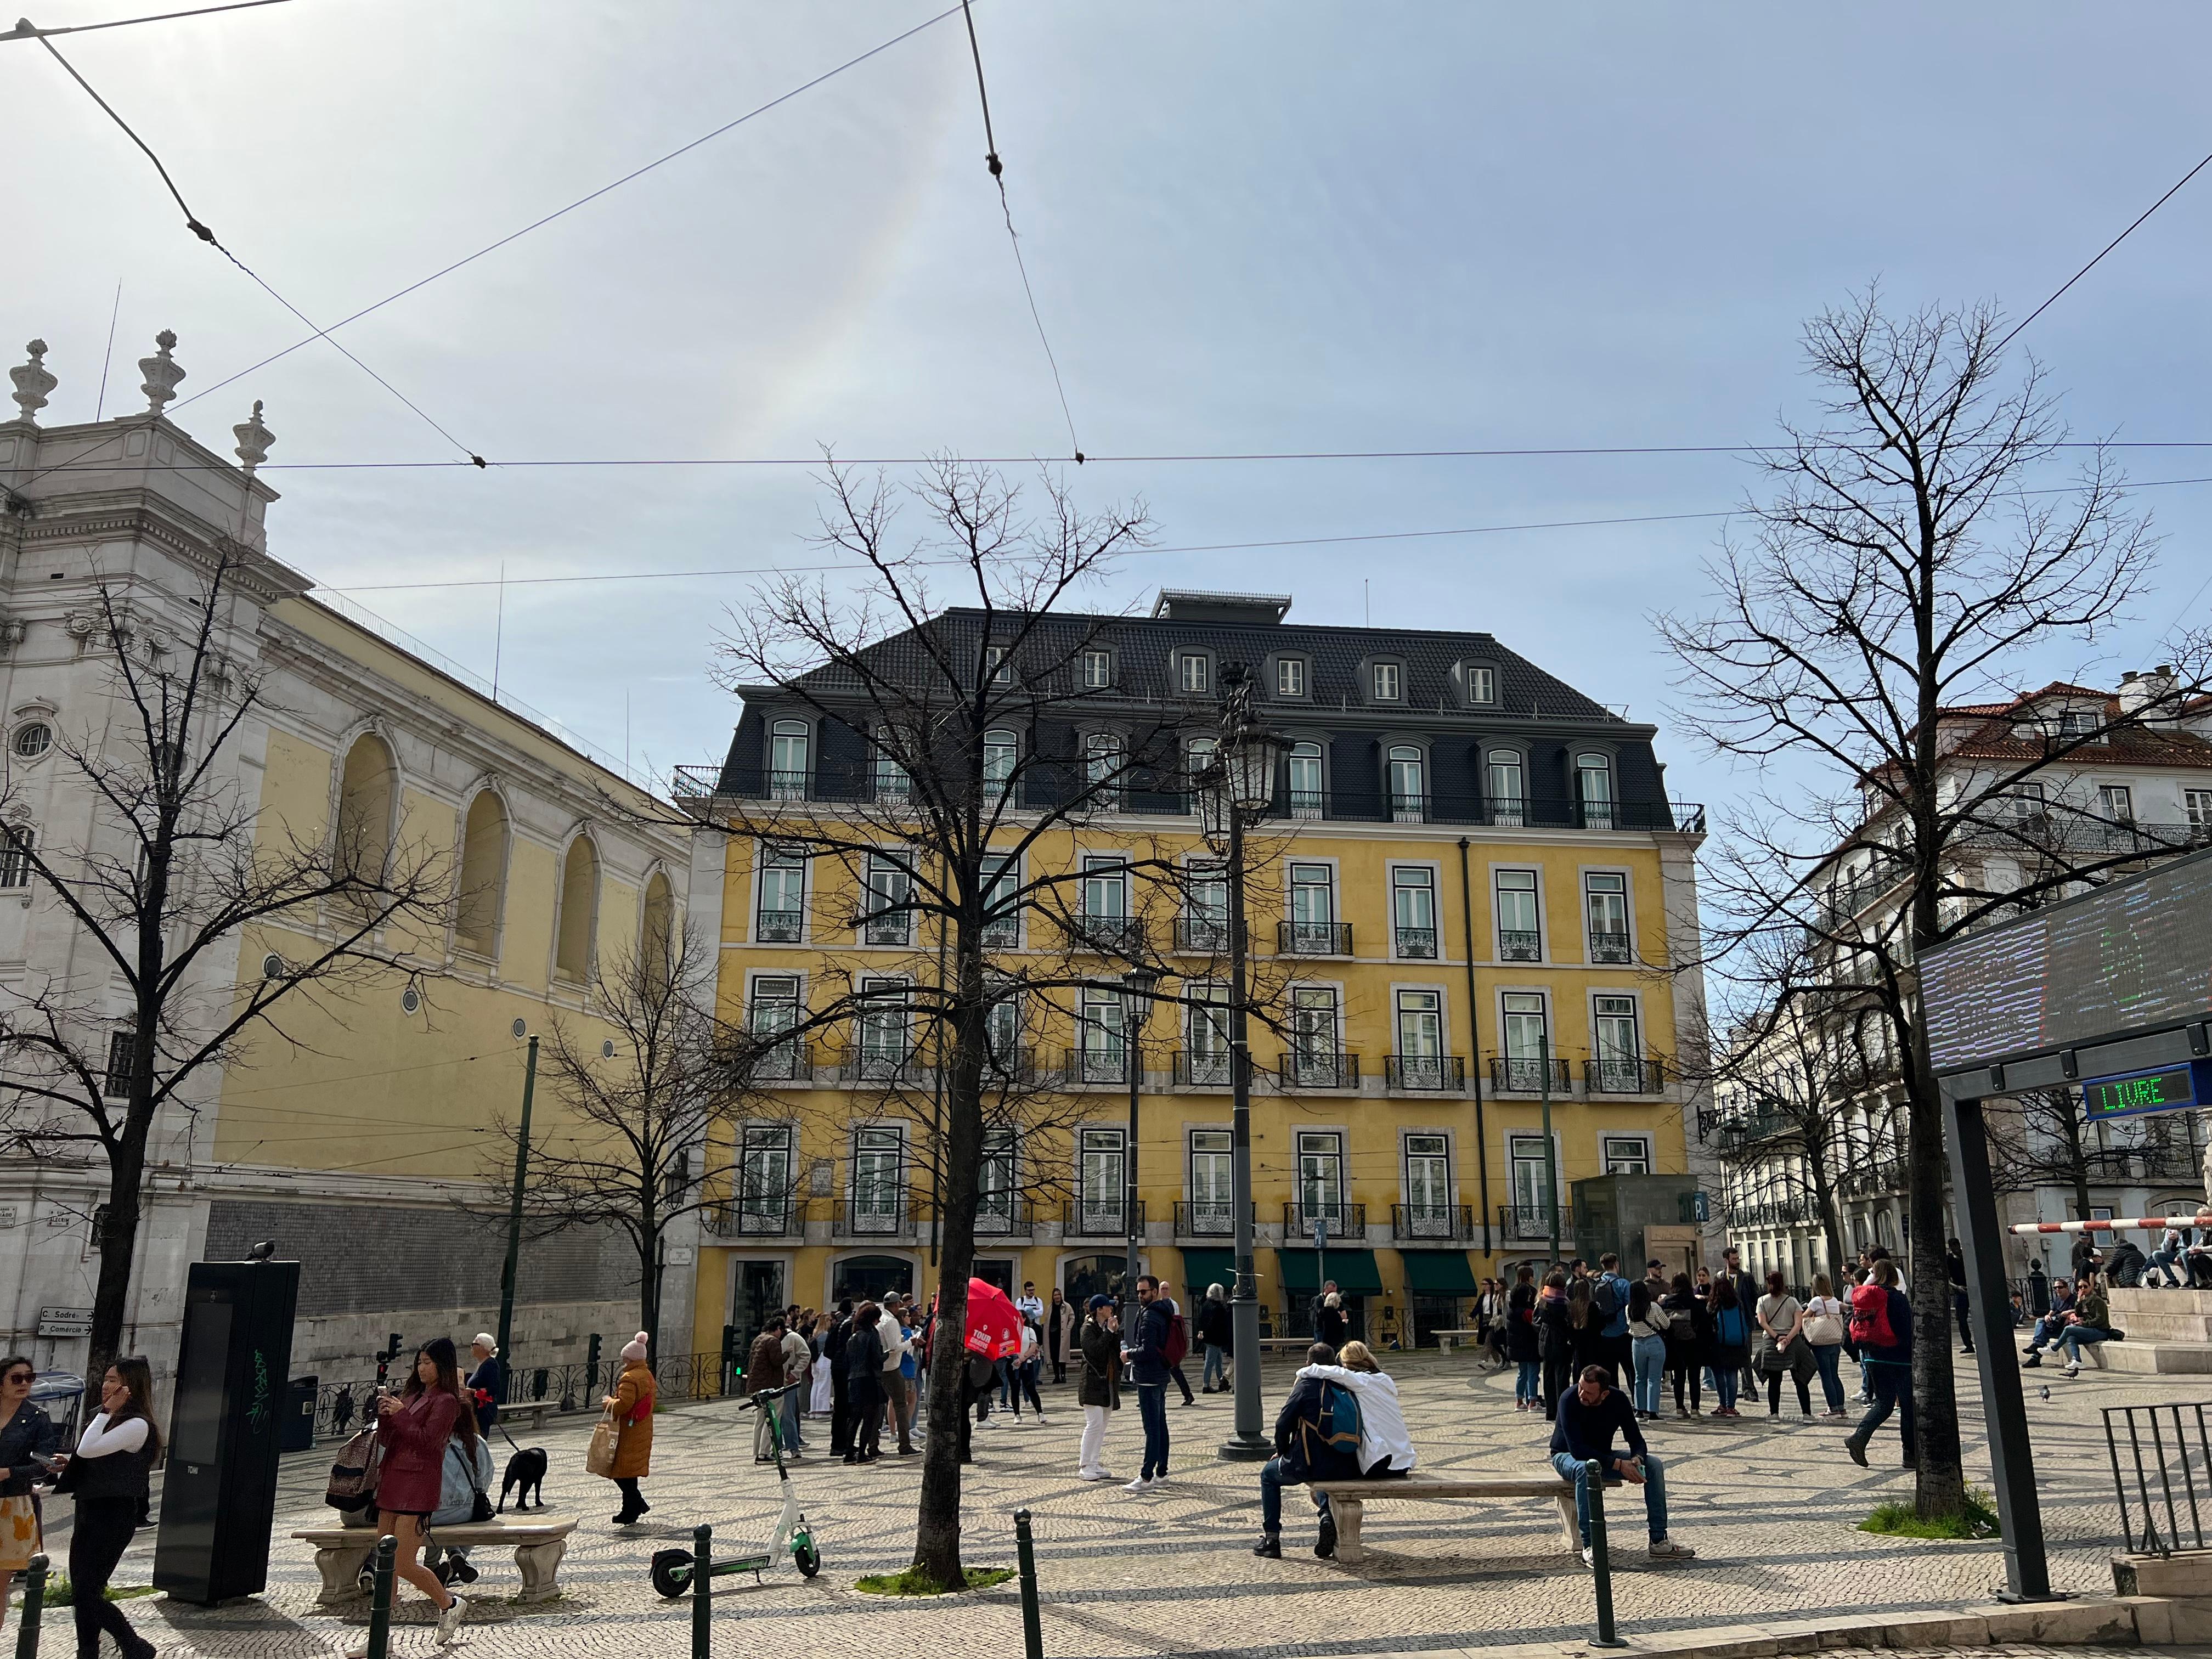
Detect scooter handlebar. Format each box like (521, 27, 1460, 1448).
(738, 1381, 804, 1410)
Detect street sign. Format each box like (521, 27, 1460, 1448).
(1311, 1217, 1328, 1250)
(37, 1306, 91, 1337)
(2081, 1059, 2208, 1121)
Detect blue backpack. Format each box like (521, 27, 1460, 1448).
(1715, 1305, 1747, 1348)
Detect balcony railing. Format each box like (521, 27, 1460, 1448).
(703, 1198, 810, 1239)
(743, 1041, 814, 1084)
(1392, 1203, 1474, 1242)
(1285, 1201, 1365, 1237)
(1064, 1045, 1135, 1086)
(755, 909, 804, 944)
(972, 1198, 1035, 1241)
(1838, 1156, 1908, 1199)
(1393, 924, 1439, 959)
(766, 769, 809, 801)
(1278, 920, 1352, 956)
(1498, 929, 1542, 962)
(1489, 1056, 1573, 1094)
(1277, 1051, 1359, 1090)
(1068, 915, 1147, 956)
(1587, 929, 1633, 964)
(1063, 1200, 1144, 1239)
(1386, 1055, 1466, 1092)
(859, 910, 912, 946)
(1289, 788, 1325, 820)
(1175, 917, 1231, 953)
(1729, 1196, 1819, 1228)
(850, 1047, 921, 1084)
(1174, 1200, 1251, 1238)
(1586, 1056, 1667, 1095)
(1714, 1108, 1801, 1149)
(1390, 791, 1429, 822)
(1498, 1202, 1573, 1242)
(980, 1047, 1057, 1088)
(1172, 1049, 1239, 1088)
(832, 1199, 917, 1239)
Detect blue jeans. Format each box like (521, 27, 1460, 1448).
(2059, 1327, 2110, 1364)
(1714, 1366, 1739, 1410)
(1550, 1450, 1669, 1544)
(1260, 1455, 1329, 1532)
(1203, 1345, 1228, 1390)
(1812, 1342, 1844, 1412)
(1631, 1337, 1666, 1415)
(1136, 1384, 1170, 1480)
(1516, 1359, 1542, 1405)
(2149, 1244, 2186, 1285)
(996, 1356, 1014, 1407)
(1849, 1361, 1914, 1461)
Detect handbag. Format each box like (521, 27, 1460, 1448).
(1805, 1310, 1844, 1345)
(585, 1408, 620, 1478)
(325, 1424, 383, 1511)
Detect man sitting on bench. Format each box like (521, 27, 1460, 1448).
(1254, 1341, 1411, 1561)
(1550, 1364, 1695, 1565)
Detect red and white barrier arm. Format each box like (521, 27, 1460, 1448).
(2006, 1215, 2212, 1235)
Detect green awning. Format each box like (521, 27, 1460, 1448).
(1277, 1248, 1384, 1297)
(1176, 1249, 1238, 1294)
(1401, 1250, 1480, 1294)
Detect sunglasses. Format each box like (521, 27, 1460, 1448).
(3, 1372, 32, 1386)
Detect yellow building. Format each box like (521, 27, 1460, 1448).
(679, 590, 1709, 1352)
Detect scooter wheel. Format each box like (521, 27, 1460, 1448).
(650, 1548, 694, 1599)
(793, 1539, 822, 1579)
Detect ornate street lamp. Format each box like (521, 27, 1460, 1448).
(1119, 966, 1161, 1316)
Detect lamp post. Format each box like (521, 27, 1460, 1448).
(1200, 671, 1289, 1461)
(495, 1033, 540, 1367)
(1118, 966, 1161, 1318)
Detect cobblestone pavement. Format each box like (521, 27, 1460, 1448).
(38, 1351, 2207, 1659)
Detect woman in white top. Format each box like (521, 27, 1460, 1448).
(55, 1359, 161, 1659)
(1754, 1271, 1814, 1419)
(1801, 1273, 1850, 1417)
(1300, 1340, 1416, 1475)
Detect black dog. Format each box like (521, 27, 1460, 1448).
(497, 1429, 548, 1513)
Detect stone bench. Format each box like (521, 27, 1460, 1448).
(1432, 1329, 1485, 1352)
(488, 1399, 560, 1435)
(295, 1516, 577, 1605)
(1308, 1474, 1602, 1564)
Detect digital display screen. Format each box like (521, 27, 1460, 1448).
(2082, 1065, 2198, 1120)
(1920, 847, 2212, 1069)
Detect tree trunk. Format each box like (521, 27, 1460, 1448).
(2057, 1098, 2092, 1221)
(1905, 1039, 1965, 1516)
(639, 1221, 663, 1367)
(85, 1135, 146, 1392)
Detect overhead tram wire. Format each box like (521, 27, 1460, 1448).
(32, 35, 485, 464)
(5, 0, 294, 41)
(959, 0, 1082, 462)
(167, 4, 969, 419)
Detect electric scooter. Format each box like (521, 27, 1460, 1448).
(650, 1381, 820, 1594)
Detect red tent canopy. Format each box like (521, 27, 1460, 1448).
(962, 1277, 1024, 1360)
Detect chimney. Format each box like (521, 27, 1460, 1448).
(2118, 667, 2176, 722)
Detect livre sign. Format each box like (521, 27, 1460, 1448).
(37, 1306, 92, 1338)
(2081, 1060, 2207, 1121)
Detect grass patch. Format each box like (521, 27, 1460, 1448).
(854, 1565, 1015, 1596)
(26, 1577, 160, 1607)
(1859, 1486, 2001, 1540)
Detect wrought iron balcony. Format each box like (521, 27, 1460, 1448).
(1175, 917, 1231, 953)
(1838, 1156, 1908, 1198)
(858, 909, 913, 946)
(972, 1198, 1035, 1241)
(1585, 1056, 1667, 1095)
(1486, 795, 1527, 828)
(1393, 924, 1439, 960)
(1390, 791, 1429, 822)
(1063, 1045, 1136, 1087)
(1489, 1056, 1573, 1094)
(1172, 1049, 1240, 1088)
(1392, 1203, 1474, 1243)
(1174, 1200, 1251, 1239)
(980, 1047, 1057, 1088)
(1728, 1195, 1819, 1228)
(1498, 1202, 1573, 1242)
(743, 1041, 814, 1084)
(1062, 1200, 1144, 1239)
(832, 1199, 917, 1240)
(1587, 929, 1633, 964)
(1498, 929, 1542, 962)
(755, 909, 805, 944)
(1277, 1051, 1359, 1090)
(850, 1047, 921, 1084)
(703, 1198, 810, 1239)
(765, 769, 809, 801)
(1278, 920, 1352, 956)
(1386, 1054, 1466, 1092)
(1288, 788, 1325, 820)
(1285, 1200, 1365, 1237)
(1067, 915, 1147, 956)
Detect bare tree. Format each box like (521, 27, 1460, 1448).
(1658, 290, 2210, 1517)
(0, 551, 452, 1389)
(483, 926, 735, 1356)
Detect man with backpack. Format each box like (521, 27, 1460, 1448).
(1159, 1291, 1196, 1406)
(1252, 1342, 1361, 1560)
(1843, 1257, 1914, 1468)
(1593, 1254, 1633, 1384)
(1120, 1275, 1175, 1492)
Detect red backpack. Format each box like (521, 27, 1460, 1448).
(1849, 1283, 1897, 1350)
(1162, 1311, 1189, 1368)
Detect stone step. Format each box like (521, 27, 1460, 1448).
(2111, 1285, 2212, 1315)
(2099, 1340, 2212, 1374)
(2111, 1309, 2212, 1342)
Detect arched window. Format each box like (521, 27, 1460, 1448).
(1387, 744, 1425, 821)
(455, 790, 509, 956)
(335, 733, 396, 888)
(556, 833, 600, 982)
(1287, 741, 1323, 818)
(641, 869, 675, 996)
(769, 720, 809, 799)
(1577, 752, 1615, 828)
(982, 729, 1017, 805)
(1084, 732, 1123, 804)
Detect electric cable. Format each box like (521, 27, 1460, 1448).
(5, 1, 294, 41)
(1994, 149, 2212, 356)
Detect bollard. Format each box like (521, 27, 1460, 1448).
(365, 1534, 398, 1659)
(690, 1524, 712, 1659)
(1013, 1508, 1043, 1659)
(14, 1553, 48, 1659)
(1583, 1460, 1626, 1649)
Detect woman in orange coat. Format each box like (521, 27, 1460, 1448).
(601, 1332, 656, 1526)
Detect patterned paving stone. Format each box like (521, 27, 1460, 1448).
(29, 1351, 2206, 1658)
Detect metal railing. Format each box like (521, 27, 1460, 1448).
(1838, 1156, 1908, 1198)
(832, 1200, 917, 1240)
(1172, 1049, 1240, 1087)
(1386, 1054, 1466, 1091)
(765, 769, 809, 801)
(1063, 1201, 1143, 1239)
(743, 1042, 814, 1083)
(1064, 1045, 1136, 1086)
(1067, 915, 1147, 955)
(2104, 1402, 2212, 1555)
(1394, 925, 1439, 959)
(1489, 1056, 1573, 1093)
(1285, 1201, 1365, 1235)
(702, 1199, 811, 1239)
(1278, 920, 1353, 956)
(1175, 1200, 1250, 1238)
(1588, 929, 1633, 964)
(858, 910, 913, 946)
(1499, 1203, 1574, 1242)
(1278, 1051, 1359, 1089)
(1729, 1196, 1819, 1228)
(754, 909, 804, 944)
(1174, 917, 1231, 952)
(973, 1199, 1036, 1241)
(1498, 929, 1542, 962)
(1392, 1203, 1475, 1242)
(1586, 1056, 1667, 1094)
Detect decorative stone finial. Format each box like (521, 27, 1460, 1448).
(233, 399, 273, 470)
(9, 340, 55, 421)
(139, 329, 184, 416)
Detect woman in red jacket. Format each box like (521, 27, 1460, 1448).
(354, 1338, 473, 1653)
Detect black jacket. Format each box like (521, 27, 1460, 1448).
(843, 1325, 885, 1392)
(1197, 1299, 1232, 1350)
(1079, 1317, 1121, 1409)
(0, 1400, 60, 1498)
(1271, 1369, 1360, 1484)
(1506, 1284, 1541, 1363)
(1536, 1293, 1576, 1362)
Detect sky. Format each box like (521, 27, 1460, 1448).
(9, 2, 2212, 808)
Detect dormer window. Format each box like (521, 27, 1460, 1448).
(1276, 657, 1307, 697)
(1372, 662, 1402, 702)
(1467, 665, 1497, 707)
(984, 645, 1011, 687)
(2055, 709, 2105, 743)
(1081, 648, 1113, 689)
(1179, 652, 1211, 695)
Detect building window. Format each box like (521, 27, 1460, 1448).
(1179, 653, 1210, 694)
(555, 834, 599, 981)
(856, 977, 911, 1076)
(1391, 865, 1437, 958)
(1602, 1137, 1652, 1177)
(1495, 868, 1541, 961)
(1184, 981, 1231, 1084)
(1081, 648, 1112, 689)
(2056, 709, 2099, 739)
(1080, 983, 1127, 1083)
(1592, 994, 1643, 1092)
(1585, 871, 1630, 963)
(1081, 854, 1128, 924)
(1508, 1133, 1556, 1236)
(1288, 742, 1323, 818)
(1500, 992, 1551, 1091)
(1286, 862, 1336, 953)
(1277, 657, 1306, 697)
(1467, 666, 1496, 707)
(747, 975, 804, 1078)
(2098, 784, 2134, 824)
(1387, 745, 1425, 821)
(1080, 1126, 1127, 1232)
(1403, 1133, 1452, 1234)
(1297, 1131, 1345, 1229)
(873, 731, 909, 802)
(862, 853, 913, 945)
(737, 1124, 794, 1231)
(0, 825, 34, 889)
(984, 644, 1011, 687)
(1184, 735, 1218, 794)
(103, 1029, 138, 1099)
(1183, 861, 1228, 951)
(1393, 987, 1446, 1087)
(1084, 732, 1124, 805)
(335, 733, 396, 887)
(978, 1129, 1017, 1228)
(756, 844, 805, 941)
(850, 1127, 906, 1227)
(1288, 986, 1342, 1085)
(1577, 752, 1615, 829)
(1372, 662, 1401, 702)
(1188, 1130, 1233, 1236)
(980, 854, 1020, 949)
(12, 722, 52, 760)
(640, 870, 675, 995)
(1487, 754, 1525, 826)
(984, 982, 1022, 1071)
(455, 792, 507, 956)
(2189, 789, 2212, 836)
(982, 729, 1017, 805)
(769, 720, 809, 799)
